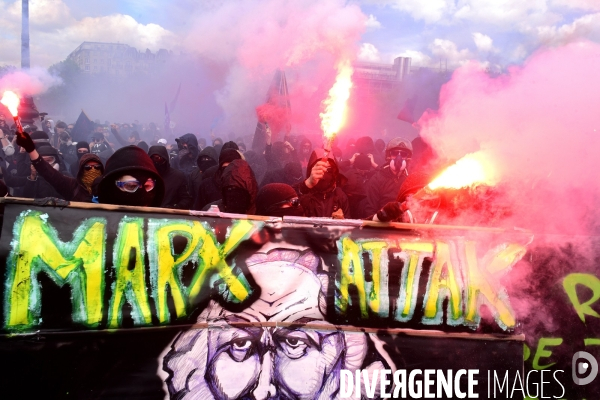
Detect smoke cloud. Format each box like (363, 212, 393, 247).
(182, 0, 366, 139)
(0, 67, 62, 97)
(418, 40, 600, 234)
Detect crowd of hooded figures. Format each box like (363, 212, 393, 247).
(0, 114, 440, 223)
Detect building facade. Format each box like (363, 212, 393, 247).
(353, 56, 411, 92)
(67, 42, 170, 75)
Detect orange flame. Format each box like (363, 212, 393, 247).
(428, 152, 497, 190)
(1, 91, 20, 117)
(320, 61, 353, 141)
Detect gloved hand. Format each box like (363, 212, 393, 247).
(15, 131, 35, 153)
(376, 202, 402, 222)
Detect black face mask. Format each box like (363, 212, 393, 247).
(314, 171, 335, 192)
(198, 157, 216, 172)
(152, 158, 169, 174)
(108, 188, 156, 207)
(222, 186, 251, 214)
(269, 205, 304, 217)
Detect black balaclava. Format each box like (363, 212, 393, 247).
(314, 170, 335, 192)
(149, 145, 170, 175)
(76, 141, 90, 160)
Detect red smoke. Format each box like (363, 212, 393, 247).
(418, 41, 600, 234)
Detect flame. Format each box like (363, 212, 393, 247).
(320, 61, 353, 140)
(1, 91, 20, 117)
(428, 152, 497, 190)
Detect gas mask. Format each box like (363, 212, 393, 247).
(389, 149, 410, 176)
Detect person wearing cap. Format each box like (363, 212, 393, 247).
(256, 183, 304, 217)
(193, 148, 241, 211)
(157, 138, 168, 146)
(148, 145, 192, 209)
(296, 148, 350, 219)
(96, 145, 164, 207)
(363, 137, 412, 217)
(90, 130, 113, 163)
(14, 131, 104, 202)
(202, 159, 258, 214)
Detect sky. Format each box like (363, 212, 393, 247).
(1, 0, 600, 69)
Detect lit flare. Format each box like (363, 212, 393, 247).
(320, 61, 353, 145)
(1, 91, 20, 117)
(428, 152, 496, 190)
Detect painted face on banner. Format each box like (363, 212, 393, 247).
(163, 250, 390, 400)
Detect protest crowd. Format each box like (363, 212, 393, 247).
(0, 114, 438, 223)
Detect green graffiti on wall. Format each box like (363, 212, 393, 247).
(4, 211, 259, 331)
(335, 236, 526, 330)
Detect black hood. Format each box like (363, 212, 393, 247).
(97, 145, 165, 207)
(306, 148, 340, 179)
(175, 133, 199, 160)
(148, 145, 170, 166)
(220, 159, 258, 214)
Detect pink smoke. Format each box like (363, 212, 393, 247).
(418, 41, 600, 234)
(184, 0, 366, 137)
(0, 67, 62, 97)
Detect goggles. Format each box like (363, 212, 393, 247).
(115, 178, 155, 193)
(83, 164, 102, 171)
(390, 149, 411, 159)
(269, 197, 300, 210)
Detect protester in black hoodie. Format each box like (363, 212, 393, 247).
(193, 148, 241, 210)
(96, 146, 164, 207)
(188, 146, 218, 206)
(172, 133, 200, 177)
(70, 141, 90, 177)
(203, 159, 257, 214)
(296, 148, 350, 219)
(148, 145, 192, 209)
(16, 131, 104, 202)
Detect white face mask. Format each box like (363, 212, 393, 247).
(52, 163, 60, 171)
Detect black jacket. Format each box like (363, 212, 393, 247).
(296, 149, 350, 218)
(148, 146, 192, 209)
(363, 165, 407, 217)
(30, 153, 103, 202)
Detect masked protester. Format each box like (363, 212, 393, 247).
(70, 141, 90, 177)
(173, 133, 200, 176)
(96, 146, 165, 207)
(203, 159, 258, 214)
(194, 148, 241, 210)
(256, 183, 304, 217)
(148, 145, 192, 209)
(296, 148, 350, 219)
(363, 137, 412, 217)
(187, 146, 218, 206)
(5, 137, 63, 199)
(297, 137, 313, 175)
(15, 131, 104, 202)
(58, 131, 77, 168)
(370, 171, 433, 223)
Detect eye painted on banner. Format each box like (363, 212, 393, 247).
(276, 331, 312, 359)
(228, 335, 256, 362)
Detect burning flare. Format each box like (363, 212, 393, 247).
(428, 152, 496, 190)
(320, 61, 353, 142)
(1, 91, 20, 117)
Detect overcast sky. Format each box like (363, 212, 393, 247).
(1, 0, 600, 69)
